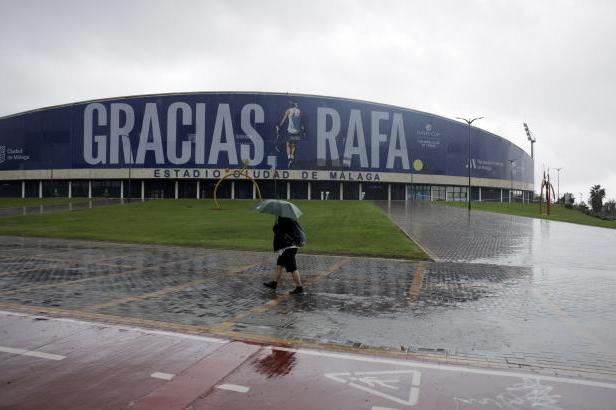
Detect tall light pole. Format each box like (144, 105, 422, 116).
(555, 167, 563, 203)
(508, 159, 517, 203)
(523, 123, 537, 201)
(456, 116, 483, 211)
(523, 123, 536, 159)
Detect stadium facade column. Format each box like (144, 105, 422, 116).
(286, 182, 290, 200)
(307, 182, 311, 200)
(21, 181, 25, 199)
(500, 188, 503, 203)
(38, 180, 42, 198)
(231, 181, 235, 199)
(196, 180, 200, 199)
(69, 181, 72, 199)
(359, 183, 362, 200)
(478, 186, 481, 202)
(120, 181, 123, 199)
(252, 183, 256, 199)
(340, 183, 343, 200)
(141, 180, 144, 200)
(387, 184, 391, 201)
(174, 180, 178, 199)
(88, 181, 92, 199)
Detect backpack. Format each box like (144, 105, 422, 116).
(289, 220, 306, 247)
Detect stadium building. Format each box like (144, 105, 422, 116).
(0, 92, 534, 202)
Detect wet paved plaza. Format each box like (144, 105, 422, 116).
(1, 201, 616, 384)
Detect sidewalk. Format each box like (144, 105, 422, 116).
(1, 229, 616, 381)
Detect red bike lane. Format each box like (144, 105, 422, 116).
(1, 311, 615, 409)
(186, 345, 616, 410)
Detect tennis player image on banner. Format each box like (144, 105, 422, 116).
(276, 101, 306, 168)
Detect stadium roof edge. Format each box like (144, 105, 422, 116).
(0, 91, 530, 159)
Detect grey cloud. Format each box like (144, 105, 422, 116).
(0, 0, 614, 198)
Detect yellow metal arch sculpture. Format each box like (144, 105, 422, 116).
(213, 160, 263, 209)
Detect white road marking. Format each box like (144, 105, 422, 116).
(326, 370, 421, 406)
(274, 346, 616, 390)
(137, 329, 226, 344)
(150, 372, 175, 381)
(0, 345, 65, 361)
(0, 310, 227, 344)
(372, 407, 399, 410)
(23, 350, 66, 361)
(0, 346, 26, 355)
(216, 383, 250, 393)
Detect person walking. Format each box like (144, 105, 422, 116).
(263, 216, 304, 295)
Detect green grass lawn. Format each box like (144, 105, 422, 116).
(443, 201, 616, 229)
(0, 199, 428, 260)
(0, 197, 92, 209)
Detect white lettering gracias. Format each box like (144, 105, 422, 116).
(83, 102, 410, 170)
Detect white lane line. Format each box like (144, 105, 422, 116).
(0, 310, 227, 344)
(23, 350, 66, 361)
(138, 329, 226, 344)
(372, 407, 399, 410)
(151, 372, 175, 381)
(0, 346, 26, 355)
(273, 346, 616, 390)
(0, 345, 65, 361)
(216, 383, 250, 393)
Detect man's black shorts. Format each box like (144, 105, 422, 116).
(277, 248, 298, 272)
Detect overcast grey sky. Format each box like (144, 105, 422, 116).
(1, 0, 614, 201)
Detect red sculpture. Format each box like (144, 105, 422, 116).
(539, 170, 556, 216)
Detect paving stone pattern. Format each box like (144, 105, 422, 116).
(1, 201, 616, 381)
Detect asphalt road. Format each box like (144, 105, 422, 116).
(2, 311, 615, 410)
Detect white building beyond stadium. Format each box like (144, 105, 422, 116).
(0, 92, 534, 202)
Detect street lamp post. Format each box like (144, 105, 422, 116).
(273, 166, 278, 199)
(555, 167, 563, 203)
(456, 116, 483, 211)
(508, 159, 517, 203)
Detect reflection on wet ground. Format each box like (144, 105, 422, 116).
(0, 198, 146, 217)
(1, 201, 616, 380)
(377, 200, 616, 268)
(253, 349, 297, 378)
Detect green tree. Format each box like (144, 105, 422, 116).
(604, 199, 616, 217)
(589, 185, 606, 213)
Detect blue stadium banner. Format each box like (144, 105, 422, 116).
(0, 92, 532, 183)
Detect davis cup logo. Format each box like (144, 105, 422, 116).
(417, 124, 440, 138)
(0, 146, 5, 164)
